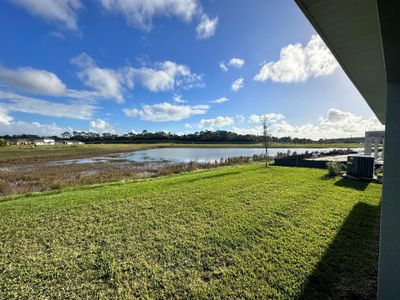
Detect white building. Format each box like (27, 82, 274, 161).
(34, 138, 55, 146)
(63, 140, 84, 145)
(364, 130, 385, 160)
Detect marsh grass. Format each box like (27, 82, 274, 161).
(0, 155, 266, 197)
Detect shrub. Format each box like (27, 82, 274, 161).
(326, 161, 345, 177)
(0, 139, 7, 147)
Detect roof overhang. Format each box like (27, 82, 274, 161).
(295, 0, 387, 124)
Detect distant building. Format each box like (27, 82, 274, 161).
(34, 138, 55, 146)
(6, 139, 32, 145)
(17, 139, 32, 145)
(66, 140, 84, 145)
(364, 131, 385, 160)
(54, 140, 84, 145)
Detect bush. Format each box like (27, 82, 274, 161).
(0, 139, 7, 147)
(326, 161, 345, 177)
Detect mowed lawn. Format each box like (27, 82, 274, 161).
(0, 164, 381, 299)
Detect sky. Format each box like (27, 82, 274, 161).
(0, 0, 385, 139)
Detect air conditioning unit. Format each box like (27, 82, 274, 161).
(346, 155, 375, 179)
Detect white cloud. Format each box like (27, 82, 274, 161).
(8, 0, 83, 30)
(0, 107, 13, 125)
(0, 66, 66, 96)
(173, 95, 188, 103)
(228, 58, 245, 69)
(232, 109, 384, 140)
(98, 0, 198, 30)
(254, 35, 338, 83)
(196, 14, 218, 39)
(198, 116, 234, 129)
(231, 77, 244, 92)
(0, 91, 96, 120)
(184, 123, 192, 129)
(236, 115, 245, 123)
(71, 54, 203, 102)
(72, 53, 132, 103)
(219, 62, 228, 72)
(49, 31, 66, 39)
(248, 113, 285, 124)
(0, 64, 103, 102)
(89, 118, 116, 133)
(134, 61, 203, 92)
(0, 119, 70, 136)
(123, 102, 209, 122)
(316, 108, 384, 136)
(210, 97, 229, 104)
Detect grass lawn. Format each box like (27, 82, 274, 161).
(0, 164, 381, 299)
(0, 143, 362, 164)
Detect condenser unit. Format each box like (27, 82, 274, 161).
(346, 155, 375, 179)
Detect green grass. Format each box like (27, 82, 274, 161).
(0, 164, 380, 299)
(0, 143, 362, 164)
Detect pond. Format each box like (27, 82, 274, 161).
(63, 147, 363, 165)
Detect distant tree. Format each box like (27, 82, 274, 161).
(0, 138, 7, 147)
(61, 132, 72, 139)
(262, 116, 271, 167)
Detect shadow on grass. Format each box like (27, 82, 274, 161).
(299, 202, 380, 299)
(165, 167, 256, 187)
(334, 177, 370, 191)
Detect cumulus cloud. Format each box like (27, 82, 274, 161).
(71, 54, 203, 102)
(123, 102, 208, 122)
(0, 64, 104, 103)
(8, 0, 83, 30)
(232, 108, 384, 140)
(210, 97, 229, 104)
(71, 53, 132, 103)
(0, 118, 70, 136)
(236, 115, 245, 123)
(134, 61, 204, 92)
(198, 116, 234, 129)
(0, 91, 96, 120)
(71, 53, 205, 103)
(231, 77, 244, 92)
(0, 66, 66, 96)
(0, 107, 13, 124)
(228, 58, 245, 69)
(254, 35, 338, 83)
(173, 95, 189, 103)
(317, 108, 384, 135)
(98, 0, 198, 30)
(196, 14, 218, 39)
(248, 113, 285, 124)
(219, 62, 228, 72)
(89, 118, 116, 133)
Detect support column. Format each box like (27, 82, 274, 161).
(374, 138, 379, 159)
(365, 137, 372, 155)
(378, 82, 400, 299)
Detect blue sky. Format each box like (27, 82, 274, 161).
(0, 0, 384, 139)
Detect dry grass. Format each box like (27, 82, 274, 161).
(0, 155, 265, 197)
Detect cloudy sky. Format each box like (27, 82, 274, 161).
(0, 0, 384, 139)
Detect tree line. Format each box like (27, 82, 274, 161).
(1, 130, 364, 145)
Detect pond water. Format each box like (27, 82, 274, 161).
(62, 147, 363, 165)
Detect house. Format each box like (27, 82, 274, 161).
(65, 140, 84, 145)
(16, 139, 32, 145)
(34, 138, 55, 146)
(57, 140, 84, 145)
(295, 0, 398, 297)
